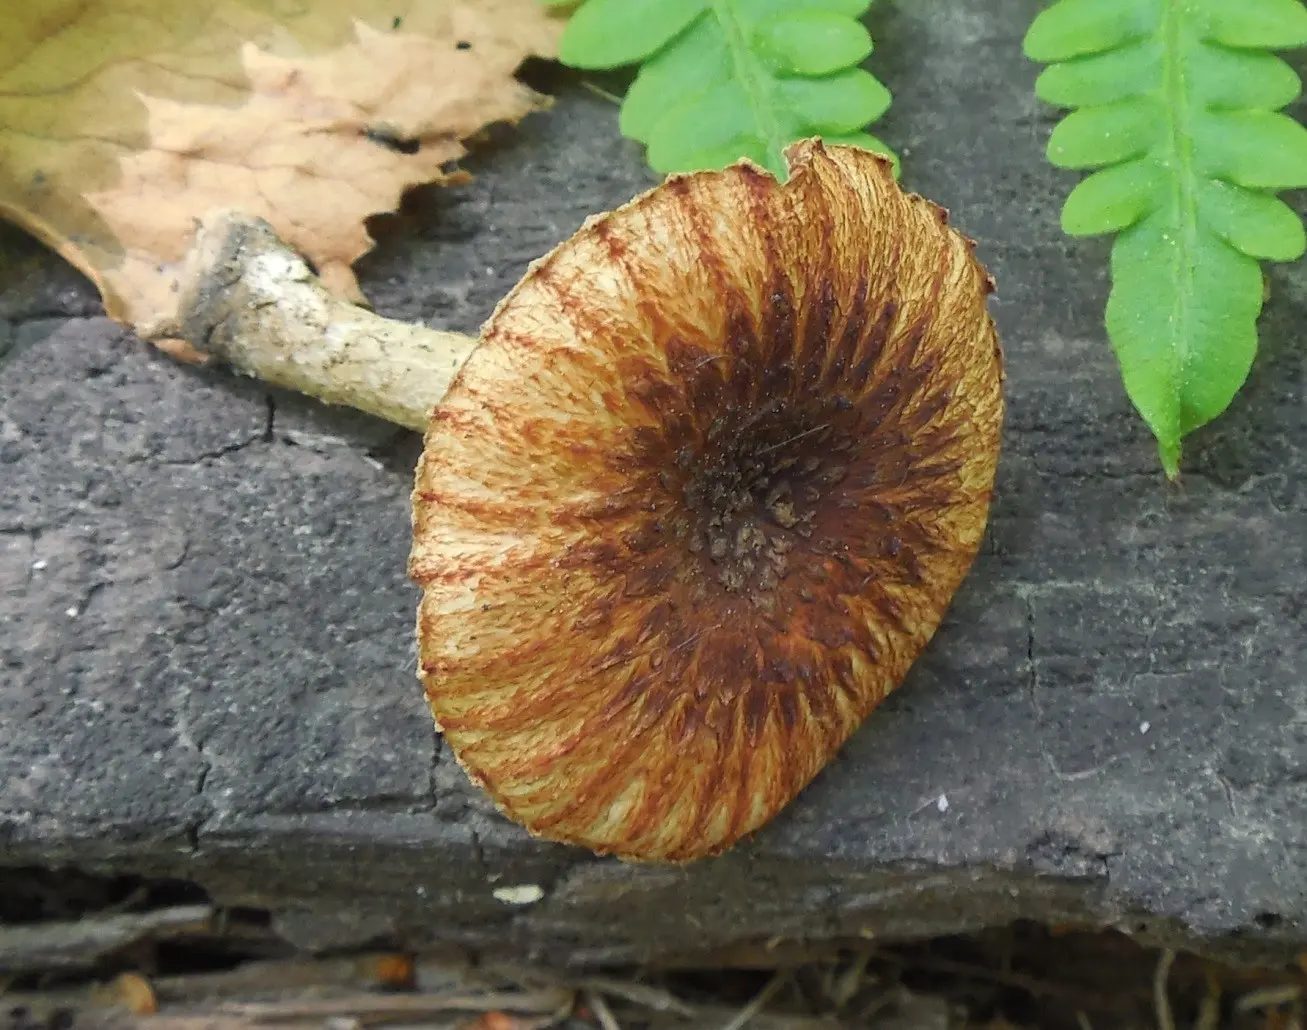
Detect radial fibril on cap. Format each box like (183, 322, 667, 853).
(408, 139, 1004, 863)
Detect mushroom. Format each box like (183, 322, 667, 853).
(171, 139, 1004, 863)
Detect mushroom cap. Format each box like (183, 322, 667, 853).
(408, 139, 1003, 863)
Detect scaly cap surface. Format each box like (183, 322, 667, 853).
(409, 140, 1003, 862)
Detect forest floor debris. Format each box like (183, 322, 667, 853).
(2, 918, 1306, 1030)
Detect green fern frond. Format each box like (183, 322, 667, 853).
(1025, 0, 1307, 477)
(552, 0, 896, 180)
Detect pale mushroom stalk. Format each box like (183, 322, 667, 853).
(171, 208, 476, 432)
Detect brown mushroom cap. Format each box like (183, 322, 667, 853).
(408, 139, 1003, 862)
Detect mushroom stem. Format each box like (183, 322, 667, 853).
(167, 209, 476, 431)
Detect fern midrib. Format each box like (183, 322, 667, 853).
(1159, 0, 1199, 418)
(712, 0, 788, 174)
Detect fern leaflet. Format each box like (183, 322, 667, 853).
(1025, 0, 1307, 477)
(552, 0, 895, 180)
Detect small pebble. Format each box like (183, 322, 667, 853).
(32, 559, 47, 571)
(1140, 721, 1151, 735)
(936, 794, 949, 813)
(64, 606, 79, 618)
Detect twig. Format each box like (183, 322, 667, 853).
(219, 988, 574, 1023)
(1234, 984, 1303, 1012)
(156, 955, 418, 1001)
(331, 1024, 460, 1030)
(574, 978, 695, 1017)
(1153, 948, 1176, 1030)
(578, 81, 622, 106)
(719, 971, 790, 1030)
(0, 906, 215, 972)
(584, 990, 621, 1030)
(855, 987, 909, 1025)
(474, 965, 694, 1018)
(829, 948, 874, 1009)
(103, 887, 152, 915)
(0, 955, 426, 1019)
(130, 1018, 254, 1030)
(1192, 976, 1220, 1030)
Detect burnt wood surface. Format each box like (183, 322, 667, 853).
(3, 0, 1306, 967)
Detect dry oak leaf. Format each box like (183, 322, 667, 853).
(0, 1, 561, 343)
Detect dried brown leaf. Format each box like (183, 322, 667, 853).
(0, 1, 561, 339)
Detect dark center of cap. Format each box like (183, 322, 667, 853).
(679, 394, 851, 602)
